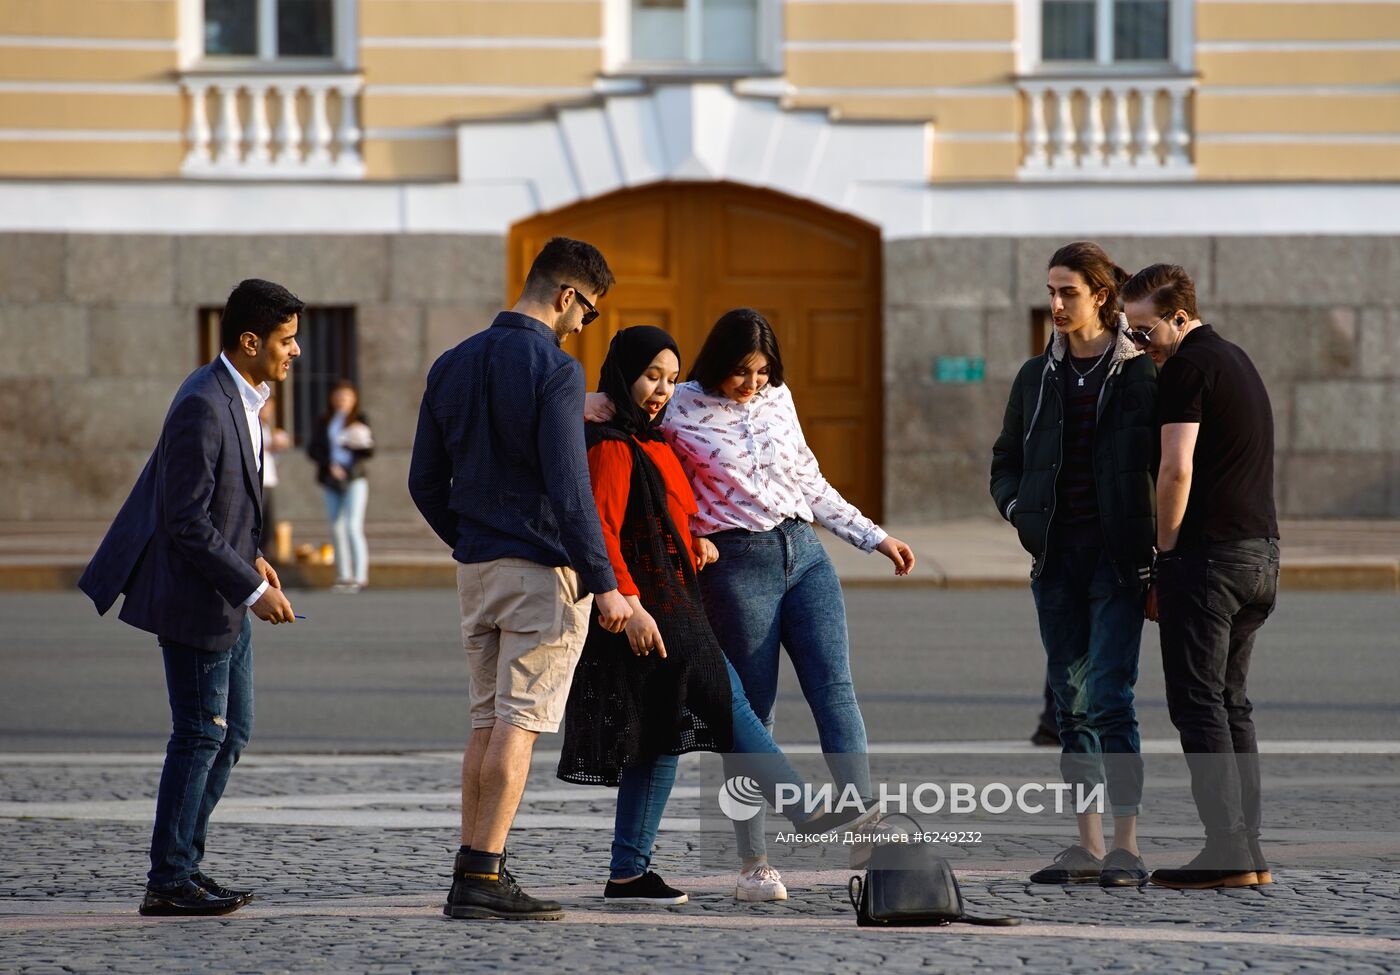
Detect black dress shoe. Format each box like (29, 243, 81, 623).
(1099, 848, 1149, 887)
(139, 880, 245, 917)
(192, 871, 254, 903)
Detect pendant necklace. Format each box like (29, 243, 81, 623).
(1069, 341, 1112, 387)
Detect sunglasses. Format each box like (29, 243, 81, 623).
(1125, 312, 1177, 348)
(560, 283, 599, 326)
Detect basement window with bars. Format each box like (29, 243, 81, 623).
(199, 305, 357, 446)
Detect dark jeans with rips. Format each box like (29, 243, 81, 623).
(148, 614, 255, 888)
(1156, 538, 1279, 848)
(1031, 544, 1146, 817)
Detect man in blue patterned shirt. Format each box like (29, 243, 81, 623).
(410, 237, 632, 920)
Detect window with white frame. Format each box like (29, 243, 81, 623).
(1032, 0, 1190, 70)
(203, 0, 344, 62)
(619, 0, 777, 71)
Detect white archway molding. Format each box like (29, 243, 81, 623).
(454, 81, 934, 234)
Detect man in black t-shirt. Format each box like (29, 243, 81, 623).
(1122, 264, 1280, 891)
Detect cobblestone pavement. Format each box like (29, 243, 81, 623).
(2, 750, 1398, 974)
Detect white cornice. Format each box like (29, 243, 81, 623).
(2, 180, 1400, 240)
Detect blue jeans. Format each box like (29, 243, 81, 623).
(323, 477, 368, 584)
(1031, 545, 1145, 817)
(699, 519, 871, 860)
(148, 614, 254, 888)
(611, 657, 817, 879)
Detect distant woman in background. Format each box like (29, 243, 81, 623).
(258, 396, 292, 551)
(308, 380, 373, 592)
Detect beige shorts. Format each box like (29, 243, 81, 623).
(457, 558, 593, 734)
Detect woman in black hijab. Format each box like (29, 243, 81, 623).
(559, 326, 876, 907)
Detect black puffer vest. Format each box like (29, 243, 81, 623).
(990, 329, 1158, 584)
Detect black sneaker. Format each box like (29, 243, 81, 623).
(1030, 725, 1060, 747)
(1098, 849, 1148, 887)
(444, 850, 564, 920)
(1149, 839, 1259, 890)
(604, 871, 689, 906)
(1029, 845, 1103, 884)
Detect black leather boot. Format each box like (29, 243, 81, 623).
(444, 850, 564, 921)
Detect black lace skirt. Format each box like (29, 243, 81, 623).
(557, 440, 734, 787)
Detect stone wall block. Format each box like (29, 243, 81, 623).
(1216, 307, 1357, 383)
(67, 235, 175, 304)
(889, 382, 1007, 457)
(1215, 237, 1400, 306)
(884, 238, 1015, 309)
(176, 236, 390, 304)
(1292, 380, 1389, 452)
(357, 374, 421, 450)
(51, 378, 175, 452)
(0, 448, 152, 520)
(390, 235, 506, 304)
(0, 234, 66, 302)
(885, 450, 992, 522)
(0, 304, 88, 378)
(358, 304, 426, 378)
(1358, 308, 1400, 378)
(1270, 380, 1294, 452)
(883, 308, 986, 380)
(0, 379, 59, 450)
(1280, 452, 1392, 518)
(983, 307, 1042, 380)
(89, 304, 196, 378)
(424, 303, 498, 363)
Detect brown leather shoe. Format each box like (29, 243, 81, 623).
(1248, 836, 1273, 886)
(1149, 840, 1260, 890)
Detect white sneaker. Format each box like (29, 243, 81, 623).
(735, 863, 788, 902)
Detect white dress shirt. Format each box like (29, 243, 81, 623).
(660, 381, 886, 552)
(219, 354, 271, 606)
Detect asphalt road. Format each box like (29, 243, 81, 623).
(2, 588, 1395, 752)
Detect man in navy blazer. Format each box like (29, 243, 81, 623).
(80, 279, 301, 916)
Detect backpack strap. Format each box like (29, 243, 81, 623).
(847, 875, 864, 913)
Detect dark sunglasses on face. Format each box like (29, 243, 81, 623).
(1126, 312, 1178, 347)
(560, 283, 599, 325)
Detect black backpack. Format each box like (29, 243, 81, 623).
(847, 815, 1021, 927)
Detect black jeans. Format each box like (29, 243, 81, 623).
(1157, 538, 1279, 843)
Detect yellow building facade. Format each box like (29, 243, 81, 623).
(2, 0, 1398, 183)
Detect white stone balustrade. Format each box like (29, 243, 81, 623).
(181, 74, 364, 179)
(1018, 76, 1196, 180)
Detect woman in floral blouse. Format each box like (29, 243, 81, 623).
(590, 307, 914, 903)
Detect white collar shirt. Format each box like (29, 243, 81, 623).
(219, 353, 269, 472)
(660, 381, 886, 552)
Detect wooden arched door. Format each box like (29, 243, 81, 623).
(507, 181, 884, 520)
